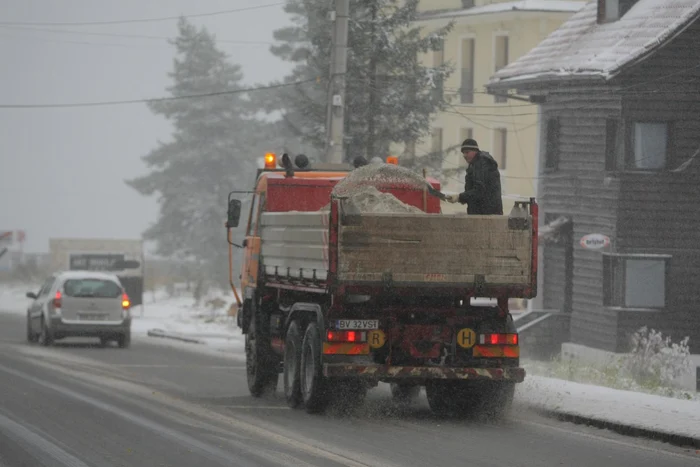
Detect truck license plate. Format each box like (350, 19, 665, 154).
(336, 320, 378, 330)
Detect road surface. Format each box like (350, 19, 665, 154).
(0, 311, 697, 466)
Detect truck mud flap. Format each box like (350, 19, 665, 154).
(323, 364, 525, 382)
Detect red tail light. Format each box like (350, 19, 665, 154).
(480, 333, 518, 345)
(53, 291, 62, 308)
(326, 330, 366, 343)
(121, 293, 130, 309)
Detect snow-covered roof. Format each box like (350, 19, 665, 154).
(488, 0, 700, 87)
(417, 0, 585, 21)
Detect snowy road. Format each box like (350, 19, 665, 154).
(0, 311, 697, 467)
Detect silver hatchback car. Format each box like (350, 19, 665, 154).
(26, 271, 132, 348)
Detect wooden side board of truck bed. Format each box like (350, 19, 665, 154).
(338, 213, 533, 287)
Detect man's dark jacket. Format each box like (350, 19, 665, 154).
(458, 151, 503, 215)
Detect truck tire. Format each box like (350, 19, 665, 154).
(390, 383, 420, 405)
(300, 322, 330, 413)
(283, 320, 303, 408)
(479, 382, 515, 421)
(246, 312, 278, 397)
(425, 381, 458, 416)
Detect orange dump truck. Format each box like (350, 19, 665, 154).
(226, 154, 538, 417)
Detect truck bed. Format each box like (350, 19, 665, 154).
(259, 204, 534, 293)
(338, 213, 532, 287)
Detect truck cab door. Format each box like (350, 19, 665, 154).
(241, 194, 264, 293)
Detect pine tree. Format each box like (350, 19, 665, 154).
(126, 18, 268, 286)
(268, 0, 454, 163)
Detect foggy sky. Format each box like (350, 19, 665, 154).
(0, 0, 292, 253)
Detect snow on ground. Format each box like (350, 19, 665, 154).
(0, 283, 34, 314)
(130, 288, 244, 356)
(517, 375, 700, 440)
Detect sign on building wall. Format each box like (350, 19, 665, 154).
(579, 233, 611, 250)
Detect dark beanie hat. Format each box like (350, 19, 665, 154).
(461, 138, 479, 151)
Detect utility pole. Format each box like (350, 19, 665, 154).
(325, 0, 349, 163)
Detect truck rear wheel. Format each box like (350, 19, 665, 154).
(390, 383, 420, 405)
(425, 381, 458, 416)
(478, 382, 515, 421)
(283, 320, 303, 408)
(300, 322, 330, 413)
(246, 313, 278, 397)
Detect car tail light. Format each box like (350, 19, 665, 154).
(53, 291, 62, 309)
(121, 293, 130, 309)
(479, 333, 518, 345)
(326, 330, 366, 343)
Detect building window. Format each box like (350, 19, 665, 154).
(544, 118, 560, 170)
(459, 128, 473, 167)
(605, 119, 622, 171)
(598, 0, 637, 23)
(628, 122, 668, 170)
(598, 0, 620, 22)
(603, 254, 669, 309)
(431, 128, 443, 157)
(432, 40, 444, 101)
(493, 128, 507, 170)
(494, 35, 509, 103)
(460, 38, 475, 104)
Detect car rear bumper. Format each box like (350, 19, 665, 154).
(322, 364, 526, 383)
(49, 316, 131, 338)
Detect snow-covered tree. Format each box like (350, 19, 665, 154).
(266, 0, 454, 163)
(126, 18, 270, 287)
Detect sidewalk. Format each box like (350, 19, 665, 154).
(517, 374, 700, 449)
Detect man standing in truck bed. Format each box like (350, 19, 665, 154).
(446, 138, 503, 215)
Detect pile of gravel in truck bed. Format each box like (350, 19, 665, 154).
(328, 185, 423, 214)
(331, 163, 429, 198)
(319, 163, 427, 213)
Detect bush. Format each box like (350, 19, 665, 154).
(624, 326, 691, 389)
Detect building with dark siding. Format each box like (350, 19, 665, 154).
(486, 0, 700, 364)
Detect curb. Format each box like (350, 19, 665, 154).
(530, 406, 700, 450)
(146, 328, 205, 345)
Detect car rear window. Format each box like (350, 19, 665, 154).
(63, 279, 122, 298)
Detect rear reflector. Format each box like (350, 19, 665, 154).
(473, 345, 520, 358)
(479, 333, 518, 345)
(326, 330, 366, 343)
(322, 342, 369, 355)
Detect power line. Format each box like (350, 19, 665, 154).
(0, 3, 285, 27)
(0, 79, 315, 109)
(0, 25, 274, 46)
(0, 32, 170, 49)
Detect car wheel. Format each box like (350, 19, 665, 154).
(26, 313, 37, 343)
(38, 318, 53, 347)
(117, 330, 131, 349)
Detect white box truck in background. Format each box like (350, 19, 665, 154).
(49, 238, 145, 307)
